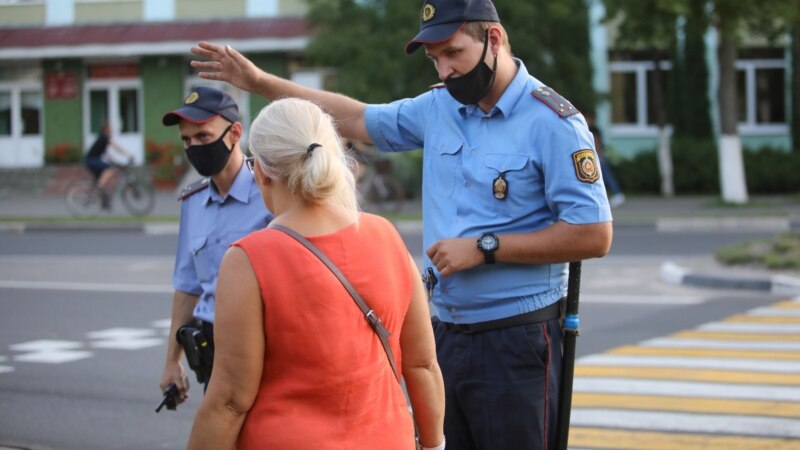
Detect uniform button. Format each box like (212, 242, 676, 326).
(471, 150, 476, 155)
(464, 181, 470, 187)
(216, 238, 221, 243)
(449, 307, 456, 312)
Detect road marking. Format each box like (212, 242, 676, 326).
(569, 427, 800, 450)
(10, 340, 93, 364)
(673, 330, 800, 341)
(87, 328, 164, 350)
(573, 377, 800, 401)
(698, 321, 800, 333)
(581, 294, 705, 304)
(575, 366, 800, 385)
(0, 356, 12, 374)
(749, 307, 800, 317)
(0, 279, 172, 293)
(610, 345, 800, 360)
(572, 393, 800, 418)
(571, 409, 800, 438)
(578, 354, 800, 373)
(641, 336, 800, 351)
(725, 314, 800, 324)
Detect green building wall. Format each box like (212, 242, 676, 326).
(141, 56, 185, 152)
(42, 59, 84, 158)
(248, 53, 290, 117)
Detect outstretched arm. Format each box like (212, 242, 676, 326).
(191, 42, 371, 142)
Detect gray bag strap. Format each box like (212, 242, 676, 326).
(271, 224, 401, 383)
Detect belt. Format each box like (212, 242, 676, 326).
(441, 299, 563, 334)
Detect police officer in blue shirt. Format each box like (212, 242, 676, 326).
(192, 0, 613, 447)
(158, 86, 273, 404)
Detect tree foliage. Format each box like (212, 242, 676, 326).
(304, 0, 595, 112)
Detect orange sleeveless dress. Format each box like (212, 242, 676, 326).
(232, 213, 416, 450)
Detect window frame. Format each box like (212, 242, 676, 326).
(608, 60, 673, 137)
(735, 58, 788, 135)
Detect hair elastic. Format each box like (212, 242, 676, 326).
(307, 143, 321, 156)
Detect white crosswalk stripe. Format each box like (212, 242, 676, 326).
(571, 409, 800, 439)
(697, 321, 800, 333)
(569, 298, 800, 448)
(577, 354, 800, 373)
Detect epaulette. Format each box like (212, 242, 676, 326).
(531, 86, 579, 118)
(178, 178, 210, 201)
(429, 82, 446, 89)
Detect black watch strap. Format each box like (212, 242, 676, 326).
(484, 251, 496, 264)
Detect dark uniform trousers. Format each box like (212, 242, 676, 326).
(433, 313, 563, 450)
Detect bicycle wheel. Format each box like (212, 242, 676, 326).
(120, 178, 156, 216)
(368, 175, 405, 214)
(64, 179, 102, 219)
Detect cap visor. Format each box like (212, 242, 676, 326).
(405, 21, 465, 54)
(161, 107, 220, 126)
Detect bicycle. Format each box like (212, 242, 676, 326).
(64, 162, 156, 219)
(356, 154, 405, 214)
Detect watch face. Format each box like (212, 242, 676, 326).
(479, 234, 498, 251)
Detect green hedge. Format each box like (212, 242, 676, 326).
(610, 141, 800, 195)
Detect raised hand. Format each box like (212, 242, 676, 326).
(190, 42, 263, 94)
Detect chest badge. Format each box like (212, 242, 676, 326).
(492, 173, 508, 200)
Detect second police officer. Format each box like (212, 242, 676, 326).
(159, 86, 273, 403)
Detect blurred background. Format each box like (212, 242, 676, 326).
(0, 0, 798, 202)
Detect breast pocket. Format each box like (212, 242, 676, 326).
(190, 236, 213, 283)
(427, 140, 463, 198)
(480, 153, 537, 217)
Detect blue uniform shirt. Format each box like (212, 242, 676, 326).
(365, 59, 612, 324)
(173, 163, 273, 323)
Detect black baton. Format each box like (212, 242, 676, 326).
(556, 261, 582, 450)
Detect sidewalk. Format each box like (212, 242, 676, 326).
(1, 190, 799, 294)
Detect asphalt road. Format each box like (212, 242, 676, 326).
(0, 227, 796, 450)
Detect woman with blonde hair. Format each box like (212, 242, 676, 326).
(186, 98, 445, 450)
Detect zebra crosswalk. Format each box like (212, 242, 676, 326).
(568, 295, 800, 449)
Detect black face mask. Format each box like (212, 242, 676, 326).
(185, 125, 233, 177)
(444, 31, 497, 105)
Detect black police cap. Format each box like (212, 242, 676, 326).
(162, 86, 240, 126)
(405, 0, 500, 54)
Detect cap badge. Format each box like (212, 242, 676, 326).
(422, 4, 436, 22)
(572, 149, 599, 184)
(185, 92, 199, 104)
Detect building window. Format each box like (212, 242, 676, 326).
(119, 88, 139, 133)
(736, 60, 786, 127)
(20, 90, 41, 135)
(0, 92, 10, 136)
(609, 61, 671, 130)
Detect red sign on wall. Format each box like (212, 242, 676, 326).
(89, 63, 139, 79)
(45, 72, 78, 100)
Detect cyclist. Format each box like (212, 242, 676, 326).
(84, 123, 131, 209)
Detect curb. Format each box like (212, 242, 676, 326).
(661, 261, 800, 295)
(0, 222, 180, 235)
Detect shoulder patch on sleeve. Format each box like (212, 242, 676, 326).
(178, 178, 210, 201)
(429, 82, 446, 89)
(531, 86, 580, 118)
(572, 149, 600, 183)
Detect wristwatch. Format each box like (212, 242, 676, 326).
(477, 233, 499, 264)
